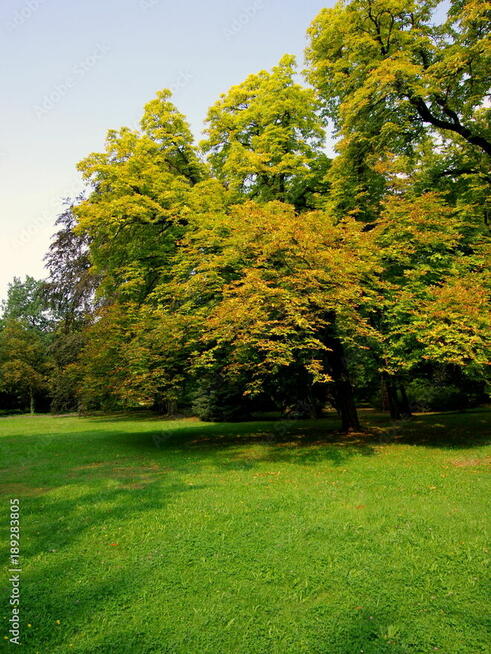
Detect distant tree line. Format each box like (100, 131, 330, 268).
(1, 0, 489, 430)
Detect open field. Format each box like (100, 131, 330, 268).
(0, 409, 490, 653)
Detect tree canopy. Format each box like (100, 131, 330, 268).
(1, 0, 489, 427)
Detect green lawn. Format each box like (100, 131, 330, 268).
(0, 409, 490, 654)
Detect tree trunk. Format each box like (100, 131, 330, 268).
(325, 337, 360, 433)
(29, 388, 35, 415)
(166, 399, 177, 416)
(380, 375, 390, 412)
(382, 373, 400, 420)
(398, 381, 412, 418)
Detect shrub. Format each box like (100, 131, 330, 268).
(406, 380, 467, 412)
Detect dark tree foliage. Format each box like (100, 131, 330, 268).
(43, 197, 98, 327)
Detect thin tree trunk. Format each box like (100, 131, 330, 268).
(398, 381, 412, 418)
(166, 399, 177, 416)
(29, 388, 35, 415)
(380, 375, 390, 412)
(326, 337, 360, 433)
(382, 373, 400, 420)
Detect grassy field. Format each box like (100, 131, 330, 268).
(0, 408, 490, 654)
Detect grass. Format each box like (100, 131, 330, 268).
(0, 408, 490, 654)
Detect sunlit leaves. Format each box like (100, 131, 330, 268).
(202, 55, 329, 208)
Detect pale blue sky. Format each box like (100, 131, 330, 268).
(0, 0, 334, 301)
(0, 0, 450, 303)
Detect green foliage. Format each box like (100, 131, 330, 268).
(306, 0, 491, 224)
(0, 320, 51, 412)
(406, 379, 467, 412)
(173, 200, 377, 396)
(75, 303, 195, 413)
(3, 4, 489, 421)
(202, 55, 329, 209)
(48, 330, 85, 413)
(191, 377, 253, 422)
(1, 276, 52, 332)
(43, 199, 97, 325)
(307, 0, 491, 157)
(75, 89, 206, 301)
(371, 188, 490, 377)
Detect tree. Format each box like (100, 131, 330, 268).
(75, 89, 207, 302)
(304, 0, 490, 420)
(41, 199, 100, 412)
(202, 55, 330, 209)
(1, 276, 52, 332)
(366, 181, 490, 417)
(0, 277, 53, 413)
(307, 0, 491, 158)
(67, 91, 221, 413)
(0, 320, 50, 413)
(305, 0, 491, 228)
(72, 70, 342, 421)
(200, 57, 370, 428)
(43, 197, 98, 326)
(76, 302, 195, 413)
(166, 200, 377, 431)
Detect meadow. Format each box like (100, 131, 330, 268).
(0, 408, 490, 653)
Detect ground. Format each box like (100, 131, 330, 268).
(0, 408, 490, 654)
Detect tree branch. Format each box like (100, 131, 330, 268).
(409, 97, 491, 156)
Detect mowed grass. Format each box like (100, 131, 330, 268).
(0, 409, 490, 654)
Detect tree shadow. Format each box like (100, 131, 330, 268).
(98, 419, 377, 470)
(364, 406, 491, 449)
(1, 409, 489, 652)
(0, 416, 378, 573)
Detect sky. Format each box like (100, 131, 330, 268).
(0, 0, 335, 303)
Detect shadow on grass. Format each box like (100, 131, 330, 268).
(365, 406, 491, 449)
(1, 408, 490, 473)
(2, 408, 488, 563)
(122, 407, 491, 452)
(0, 417, 375, 561)
(1, 408, 489, 653)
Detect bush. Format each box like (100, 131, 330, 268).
(191, 379, 251, 422)
(406, 380, 467, 412)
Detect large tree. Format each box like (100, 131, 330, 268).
(75, 89, 207, 303)
(307, 0, 491, 157)
(68, 92, 218, 413)
(368, 183, 490, 417)
(199, 57, 365, 429)
(163, 200, 377, 430)
(202, 55, 330, 210)
(306, 0, 490, 226)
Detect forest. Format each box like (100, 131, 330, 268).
(1, 0, 489, 431)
